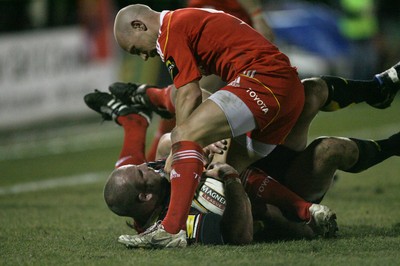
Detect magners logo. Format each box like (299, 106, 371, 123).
(200, 184, 226, 209)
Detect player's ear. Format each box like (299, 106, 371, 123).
(131, 20, 147, 31)
(138, 193, 153, 202)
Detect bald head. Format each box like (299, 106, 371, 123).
(113, 4, 160, 59)
(103, 166, 140, 217)
(103, 163, 168, 229)
(114, 4, 150, 42)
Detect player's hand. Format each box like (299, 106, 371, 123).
(203, 139, 228, 163)
(163, 151, 173, 181)
(205, 162, 239, 181)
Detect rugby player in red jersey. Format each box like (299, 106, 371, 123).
(113, 5, 305, 246)
(145, 0, 273, 161)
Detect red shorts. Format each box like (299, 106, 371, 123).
(222, 68, 304, 145)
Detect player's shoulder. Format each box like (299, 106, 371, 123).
(172, 7, 226, 22)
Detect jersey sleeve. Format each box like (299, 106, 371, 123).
(158, 12, 202, 88)
(165, 37, 202, 88)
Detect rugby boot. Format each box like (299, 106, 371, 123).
(84, 90, 151, 124)
(307, 204, 338, 238)
(118, 221, 187, 249)
(108, 82, 174, 119)
(369, 61, 400, 109)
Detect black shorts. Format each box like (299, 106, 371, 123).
(250, 145, 300, 183)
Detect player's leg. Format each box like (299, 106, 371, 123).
(109, 82, 177, 161)
(345, 131, 400, 173)
(322, 61, 400, 111)
(242, 167, 337, 237)
(109, 82, 216, 162)
(161, 99, 234, 234)
(83, 90, 151, 167)
(283, 133, 400, 202)
(284, 61, 400, 151)
(108, 82, 176, 118)
(254, 205, 316, 241)
(116, 114, 150, 167)
(146, 118, 176, 161)
(283, 77, 329, 151)
(170, 99, 233, 146)
(283, 137, 359, 202)
(140, 87, 212, 161)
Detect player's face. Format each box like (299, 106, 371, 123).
(117, 164, 166, 226)
(127, 163, 165, 196)
(123, 31, 158, 61)
(128, 45, 158, 61)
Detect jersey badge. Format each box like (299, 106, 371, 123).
(166, 56, 179, 80)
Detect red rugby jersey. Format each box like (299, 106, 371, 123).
(187, 0, 252, 25)
(156, 8, 292, 89)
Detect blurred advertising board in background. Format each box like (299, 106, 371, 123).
(0, 27, 117, 130)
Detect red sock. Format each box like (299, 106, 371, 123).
(115, 114, 148, 168)
(146, 118, 176, 161)
(146, 85, 175, 113)
(242, 167, 312, 222)
(162, 141, 205, 233)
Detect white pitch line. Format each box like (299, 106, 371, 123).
(0, 172, 108, 196)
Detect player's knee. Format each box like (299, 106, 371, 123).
(156, 133, 172, 159)
(171, 121, 217, 148)
(170, 124, 201, 144)
(313, 137, 358, 165)
(302, 78, 329, 109)
(170, 126, 186, 143)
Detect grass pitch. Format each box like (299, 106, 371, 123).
(1, 99, 399, 265)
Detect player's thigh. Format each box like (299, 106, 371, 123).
(156, 133, 172, 160)
(173, 89, 258, 147)
(283, 141, 334, 202)
(172, 99, 232, 146)
(284, 77, 329, 151)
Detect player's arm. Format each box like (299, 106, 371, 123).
(174, 80, 202, 126)
(163, 80, 206, 174)
(237, 0, 274, 42)
(206, 163, 253, 244)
